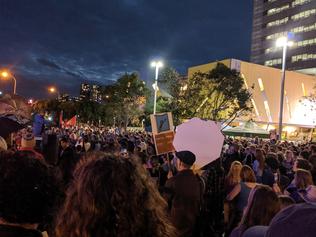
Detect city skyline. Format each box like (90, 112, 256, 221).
(0, 0, 253, 98)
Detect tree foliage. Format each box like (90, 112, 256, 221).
(178, 63, 252, 122)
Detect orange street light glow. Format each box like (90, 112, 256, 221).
(49, 87, 56, 93)
(1, 71, 9, 78)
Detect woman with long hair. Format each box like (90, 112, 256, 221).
(225, 161, 243, 194)
(286, 169, 314, 203)
(226, 166, 257, 236)
(230, 185, 281, 237)
(55, 153, 177, 237)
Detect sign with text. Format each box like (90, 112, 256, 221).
(153, 131, 175, 155)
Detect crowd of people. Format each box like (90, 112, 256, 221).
(1, 122, 316, 237)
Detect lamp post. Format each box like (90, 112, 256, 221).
(1, 70, 17, 94)
(151, 60, 163, 114)
(276, 35, 294, 140)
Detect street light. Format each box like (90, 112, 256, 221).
(48, 86, 60, 99)
(151, 60, 163, 114)
(276, 35, 294, 140)
(0, 70, 17, 94)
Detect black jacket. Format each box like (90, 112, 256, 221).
(164, 169, 202, 237)
(0, 224, 42, 237)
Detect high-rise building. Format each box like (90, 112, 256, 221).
(79, 83, 102, 102)
(251, 0, 316, 75)
(79, 83, 91, 101)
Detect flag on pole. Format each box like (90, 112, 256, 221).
(65, 115, 77, 127)
(59, 111, 64, 128)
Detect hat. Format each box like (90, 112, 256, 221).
(265, 203, 316, 237)
(176, 151, 196, 166)
(21, 130, 35, 148)
(299, 185, 316, 203)
(0, 136, 7, 151)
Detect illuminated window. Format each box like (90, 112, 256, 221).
(251, 99, 260, 117)
(292, 54, 316, 62)
(267, 5, 289, 16)
(264, 100, 272, 122)
(258, 78, 265, 91)
(302, 83, 306, 96)
(291, 9, 316, 21)
(266, 32, 287, 40)
(292, 0, 311, 7)
(265, 58, 282, 66)
(267, 17, 288, 28)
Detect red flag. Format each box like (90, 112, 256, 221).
(59, 111, 64, 128)
(65, 115, 77, 127)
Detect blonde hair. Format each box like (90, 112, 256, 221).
(226, 161, 242, 186)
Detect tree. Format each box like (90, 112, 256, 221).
(102, 73, 149, 128)
(144, 66, 183, 125)
(178, 63, 252, 124)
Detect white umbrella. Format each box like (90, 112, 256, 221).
(173, 118, 224, 168)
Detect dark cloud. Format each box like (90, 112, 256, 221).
(0, 0, 253, 98)
(37, 58, 61, 70)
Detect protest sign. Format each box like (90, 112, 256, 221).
(173, 117, 224, 168)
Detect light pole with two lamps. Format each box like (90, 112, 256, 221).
(276, 35, 294, 140)
(151, 60, 163, 114)
(0, 70, 17, 95)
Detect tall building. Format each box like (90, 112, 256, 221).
(251, 0, 316, 75)
(79, 83, 91, 101)
(79, 83, 102, 102)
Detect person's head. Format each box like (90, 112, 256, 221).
(294, 169, 313, 189)
(299, 150, 310, 160)
(255, 149, 265, 170)
(21, 128, 36, 149)
(250, 145, 256, 154)
(293, 158, 313, 172)
(240, 185, 280, 231)
(265, 153, 280, 172)
(285, 150, 294, 162)
(278, 195, 295, 210)
(175, 151, 196, 171)
(60, 137, 69, 150)
(0, 151, 59, 226)
(227, 161, 242, 185)
(240, 165, 256, 183)
(55, 153, 176, 237)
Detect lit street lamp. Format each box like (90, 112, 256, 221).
(0, 70, 17, 94)
(151, 60, 163, 114)
(48, 86, 59, 99)
(276, 35, 294, 140)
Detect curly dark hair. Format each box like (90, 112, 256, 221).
(55, 153, 177, 237)
(0, 151, 60, 224)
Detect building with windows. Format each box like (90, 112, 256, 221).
(79, 83, 102, 102)
(188, 59, 316, 139)
(251, 0, 316, 75)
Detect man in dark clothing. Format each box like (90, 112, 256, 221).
(57, 137, 76, 185)
(164, 151, 202, 237)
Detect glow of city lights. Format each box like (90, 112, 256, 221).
(28, 99, 33, 104)
(48, 116, 53, 121)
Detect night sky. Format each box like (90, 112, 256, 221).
(0, 0, 253, 98)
